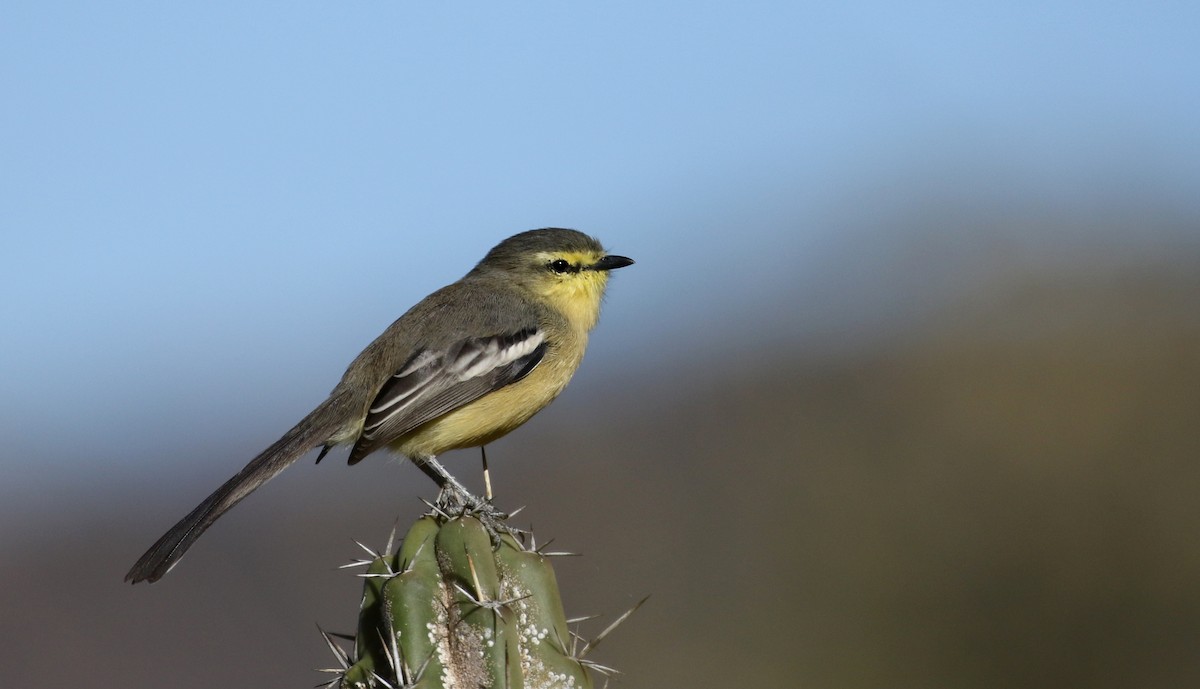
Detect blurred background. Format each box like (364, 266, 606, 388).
(3, 2, 1199, 687)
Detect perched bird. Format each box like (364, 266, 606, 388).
(126, 228, 633, 583)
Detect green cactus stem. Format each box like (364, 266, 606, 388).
(326, 513, 609, 689)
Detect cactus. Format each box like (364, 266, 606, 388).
(322, 512, 630, 689)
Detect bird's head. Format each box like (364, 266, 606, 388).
(473, 228, 634, 331)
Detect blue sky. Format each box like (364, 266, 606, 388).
(3, 1, 1199, 494)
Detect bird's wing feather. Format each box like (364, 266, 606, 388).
(347, 326, 547, 464)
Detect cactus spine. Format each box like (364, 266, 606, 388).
(327, 514, 598, 689)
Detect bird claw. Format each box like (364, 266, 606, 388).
(432, 486, 519, 547)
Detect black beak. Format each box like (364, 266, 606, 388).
(592, 255, 635, 271)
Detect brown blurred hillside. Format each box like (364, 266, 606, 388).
(3, 253, 1198, 688)
(539, 255, 1200, 689)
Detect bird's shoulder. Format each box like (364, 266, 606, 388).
(401, 278, 554, 341)
(340, 277, 558, 388)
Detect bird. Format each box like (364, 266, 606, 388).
(125, 228, 633, 583)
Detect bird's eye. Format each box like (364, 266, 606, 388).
(549, 259, 572, 274)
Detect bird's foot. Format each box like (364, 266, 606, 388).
(432, 483, 494, 514)
(432, 485, 521, 547)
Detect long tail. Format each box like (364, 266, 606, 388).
(125, 390, 357, 583)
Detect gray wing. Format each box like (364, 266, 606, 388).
(346, 326, 547, 464)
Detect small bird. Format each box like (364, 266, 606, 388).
(126, 228, 633, 583)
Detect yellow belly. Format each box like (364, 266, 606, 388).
(389, 337, 585, 458)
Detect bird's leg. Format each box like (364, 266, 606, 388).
(415, 455, 507, 520)
(415, 455, 472, 503)
(415, 455, 514, 546)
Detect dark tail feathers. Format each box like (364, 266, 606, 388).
(125, 392, 354, 583)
